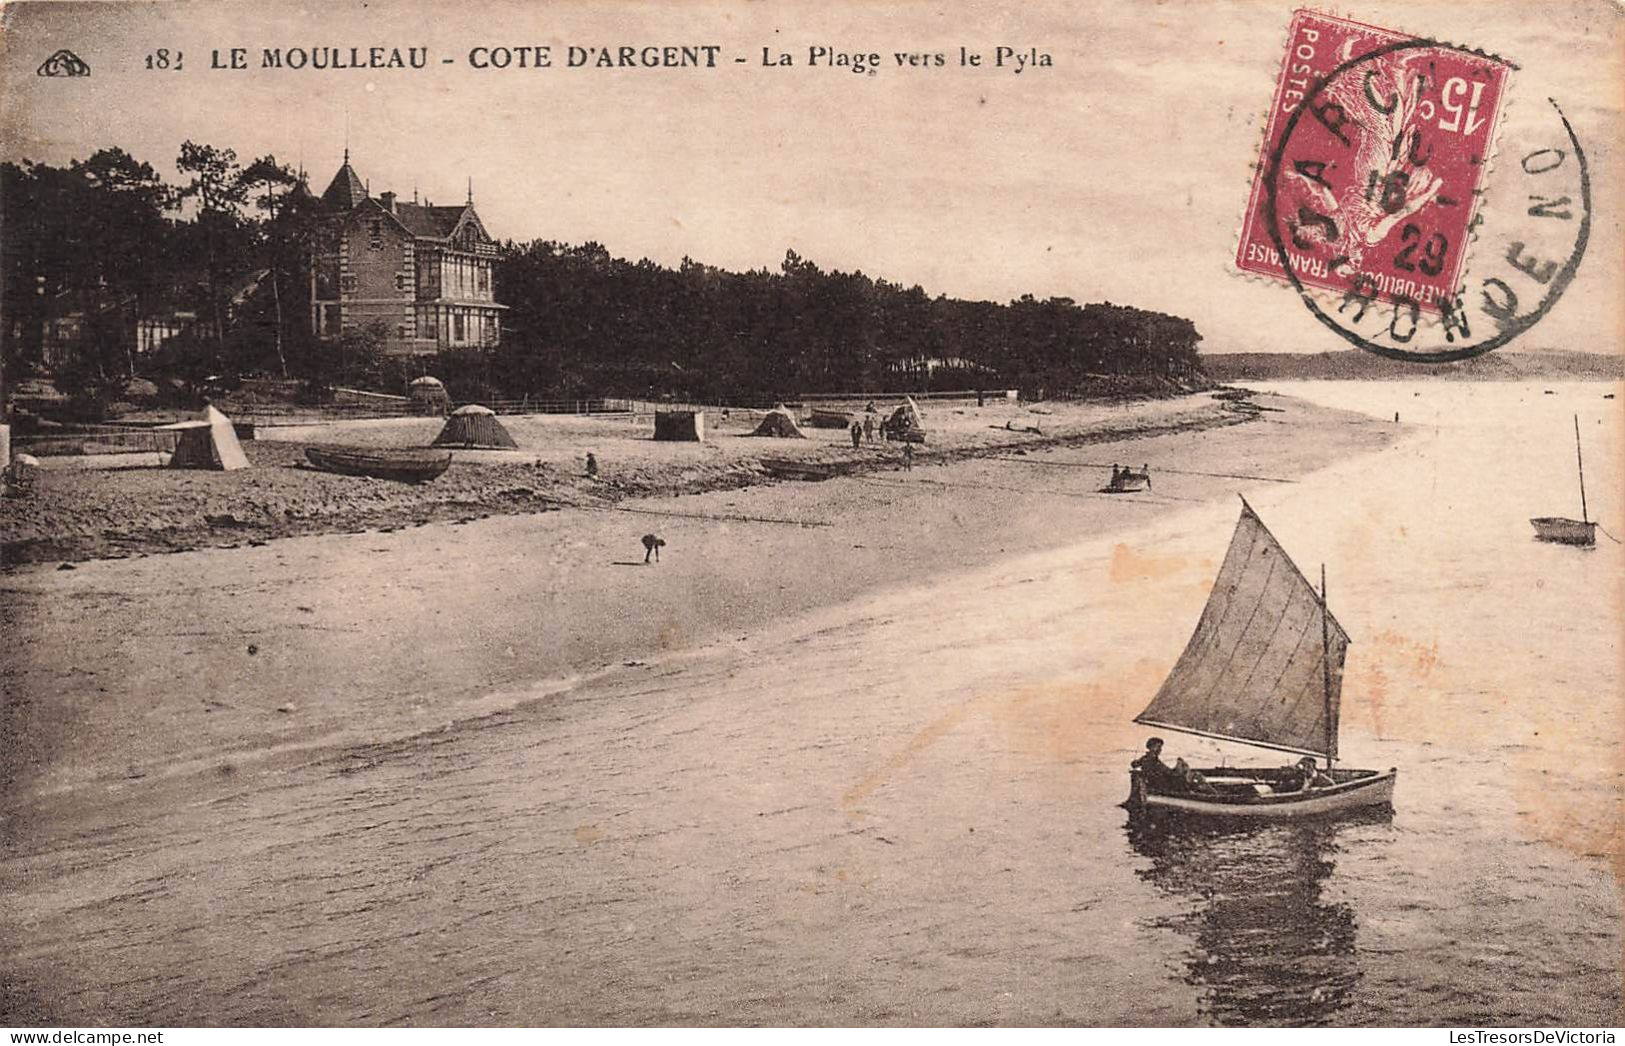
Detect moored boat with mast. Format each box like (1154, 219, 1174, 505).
(1124, 496, 1396, 820)
(1529, 415, 1597, 547)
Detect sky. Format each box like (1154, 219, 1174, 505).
(2, 0, 1620, 355)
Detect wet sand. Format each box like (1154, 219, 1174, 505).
(0, 391, 1402, 1024)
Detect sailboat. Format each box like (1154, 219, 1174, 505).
(1529, 416, 1596, 547)
(1124, 497, 1397, 819)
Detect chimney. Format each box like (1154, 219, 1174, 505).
(379, 191, 397, 213)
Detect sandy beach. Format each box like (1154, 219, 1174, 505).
(4, 396, 1224, 566)
(0, 390, 1412, 1024)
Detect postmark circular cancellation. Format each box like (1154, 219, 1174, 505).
(1234, 10, 1591, 362)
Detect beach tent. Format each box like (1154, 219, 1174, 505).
(883, 397, 927, 443)
(654, 410, 705, 442)
(161, 405, 250, 470)
(432, 404, 518, 449)
(750, 406, 806, 438)
(408, 376, 450, 416)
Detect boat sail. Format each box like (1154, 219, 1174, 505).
(1125, 497, 1395, 820)
(1529, 415, 1597, 547)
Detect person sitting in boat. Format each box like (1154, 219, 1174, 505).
(1286, 756, 1335, 792)
(1132, 738, 1217, 795)
(1172, 757, 1218, 795)
(1132, 737, 1175, 791)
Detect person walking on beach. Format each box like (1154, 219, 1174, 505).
(642, 534, 665, 563)
(851, 421, 862, 449)
(903, 443, 914, 471)
(863, 414, 876, 443)
(585, 452, 598, 478)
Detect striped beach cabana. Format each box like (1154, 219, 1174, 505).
(431, 404, 518, 449)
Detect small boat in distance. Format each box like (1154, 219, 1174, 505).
(1125, 497, 1396, 821)
(304, 445, 452, 483)
(1529, 415, 1596, 547)
(1103, 464, 1151, 493)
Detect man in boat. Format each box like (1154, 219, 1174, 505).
(1132, 737, 1175, 791)
(1132, 737, 1217, 795)
(1285, 756, 1335, 792)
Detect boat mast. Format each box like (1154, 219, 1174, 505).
(1321, 563, 1334, 770)
(1574, 415, 1589, 524)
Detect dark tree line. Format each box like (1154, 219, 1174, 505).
(492, 243, 1207, 403)
(2, 142, 1207, 414)
(1, 145, 330, 412)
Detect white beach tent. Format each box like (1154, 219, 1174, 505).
(159, 405, 250, 471)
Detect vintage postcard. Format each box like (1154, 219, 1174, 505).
(1, 0, 1620, 1031)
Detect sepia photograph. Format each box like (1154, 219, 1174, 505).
(0, 0, 1621, 1030)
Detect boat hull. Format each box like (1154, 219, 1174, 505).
(1529, 517, 1596, 546)
(760, 457, 843, 481)
(807, 409, 854, 429)
(1103, 472, 1149, 493)
(305, 446, 452, 483)
(1126, 767, 1396, 820)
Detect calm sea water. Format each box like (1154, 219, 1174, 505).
(1119, 380, 1624, 1025)
(4, 381, 1619, 1026)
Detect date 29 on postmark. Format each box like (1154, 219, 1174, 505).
(1236, 10, 1590, 362)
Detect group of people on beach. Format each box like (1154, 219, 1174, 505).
(849, 416, 878, 447)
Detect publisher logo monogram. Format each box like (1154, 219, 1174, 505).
(37, 49, 90, 77)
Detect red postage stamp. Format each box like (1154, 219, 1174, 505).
(1235, 10, 1512, 314)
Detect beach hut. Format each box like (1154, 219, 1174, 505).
(882, 397, 927, 443)
(160, 405, 250, 470)
(431, 404, 518, 449)
(654, 410, 705, 442)
(408, 376, 450, 416)
(750, 405, 806, 438)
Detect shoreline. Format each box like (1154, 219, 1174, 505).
(0, 391, 1399, 812)
(3, 394, 1251, 567)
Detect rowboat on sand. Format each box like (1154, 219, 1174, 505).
(1124, 497, 1396, 821)
(304, 445, 452, 483)
(759, 457, 845, 481)
(807, 407, 855, 429)
(1529, 415, 1596, 547)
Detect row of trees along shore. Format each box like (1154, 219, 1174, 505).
(2, 145, 1208, 415)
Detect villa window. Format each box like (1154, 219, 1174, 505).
(369, 219, 384, 251)
(315, 261, 339, 299)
